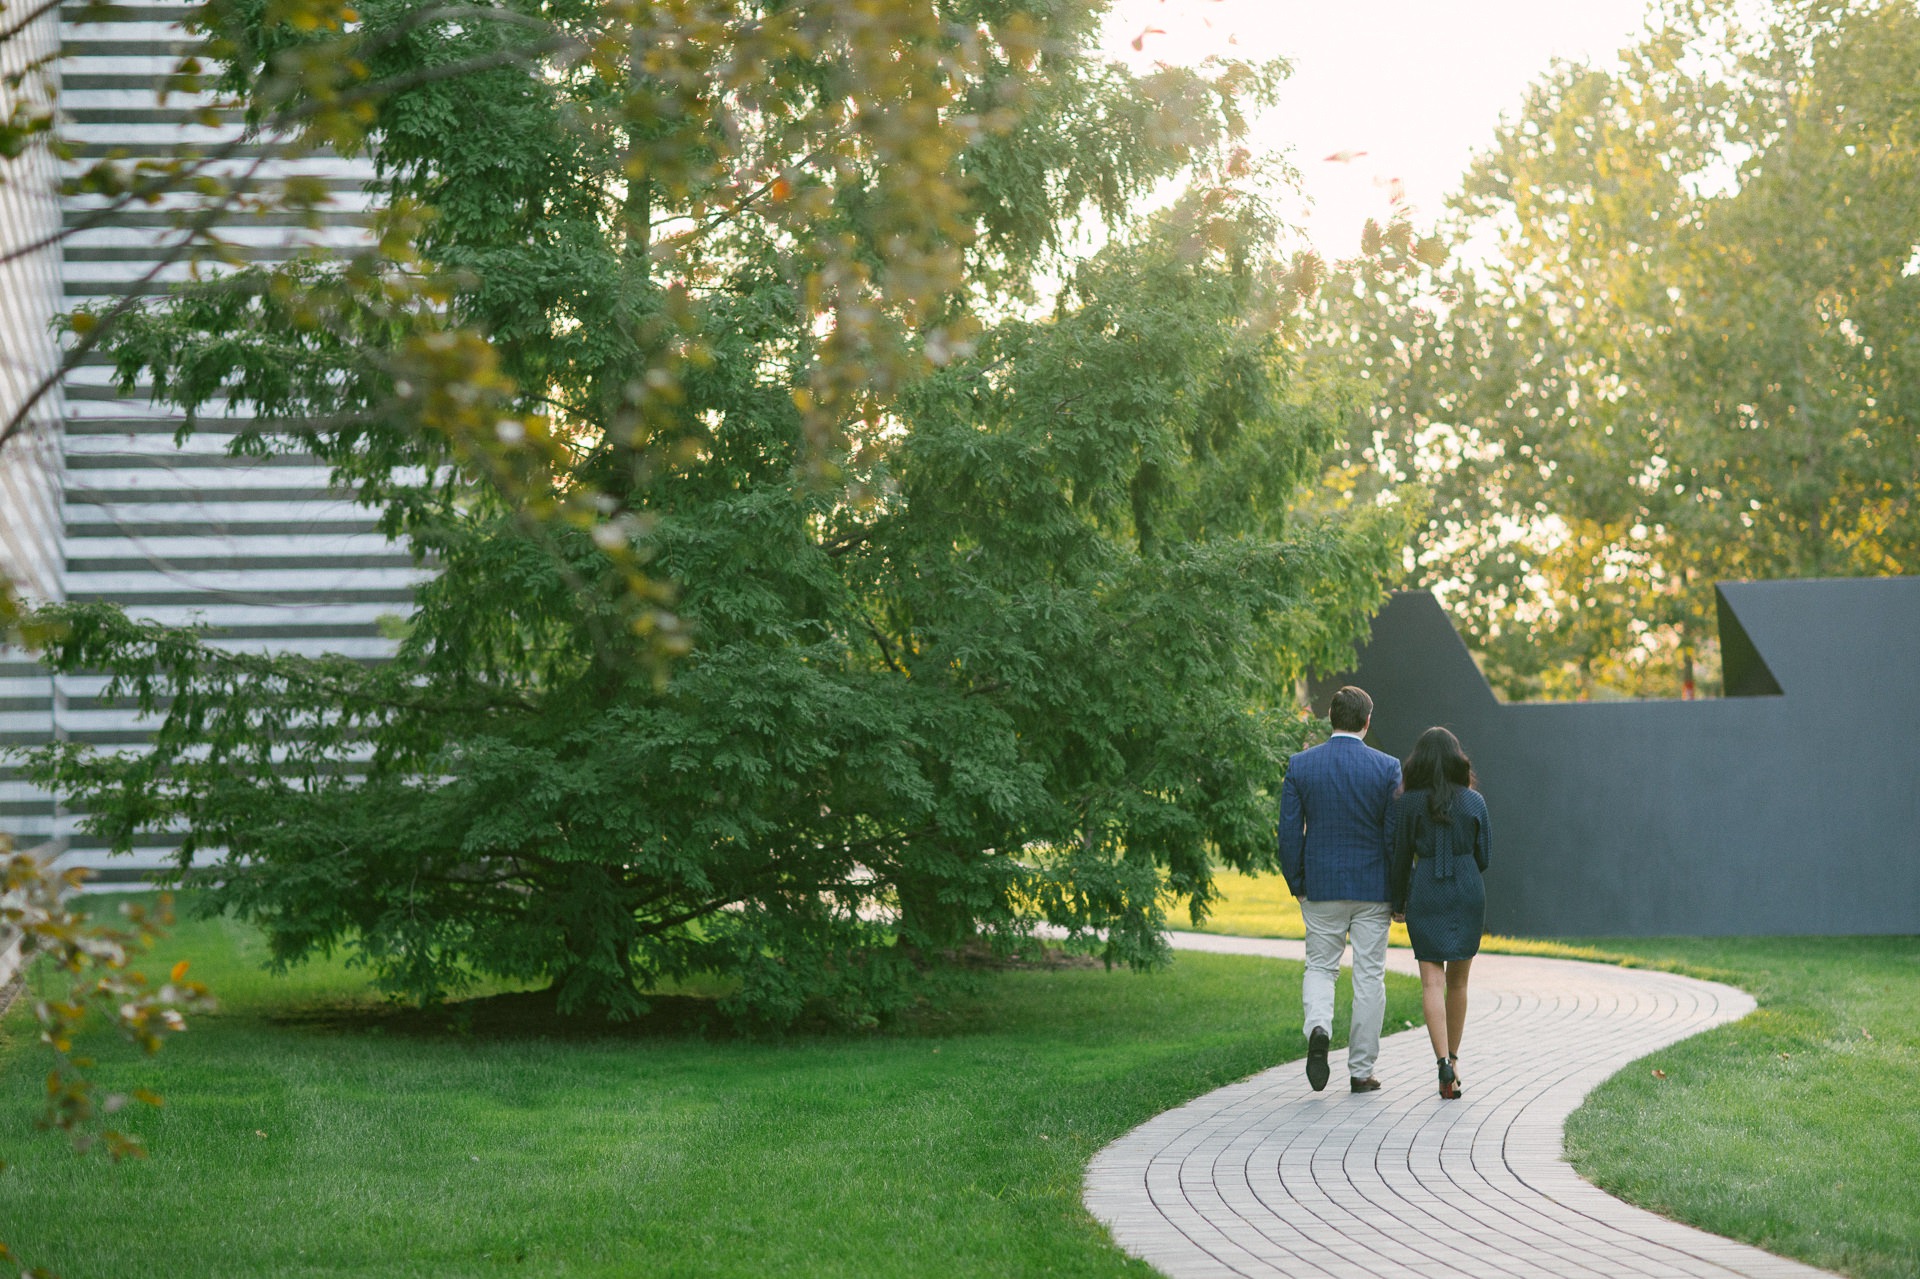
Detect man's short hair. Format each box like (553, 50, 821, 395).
(1328, 686, 1373, 733)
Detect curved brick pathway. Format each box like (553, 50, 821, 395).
(1086, 932, 1837, 1279)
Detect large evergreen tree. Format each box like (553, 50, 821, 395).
(26, 0, 1411, 1023)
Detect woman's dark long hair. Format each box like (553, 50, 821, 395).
(1402, 727, 1476, 822)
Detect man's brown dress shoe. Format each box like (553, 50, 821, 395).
(1350, 1076, 1382, 1093)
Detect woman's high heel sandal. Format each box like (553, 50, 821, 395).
(1448, 1054, 1463, 1095)
(1437, 1056, 1460, 1100)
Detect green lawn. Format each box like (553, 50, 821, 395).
(1564, 936, 1920, 1279)
(9, 895, 1914, 1279)
(1184, 867, 1323, 941)
(0, 907, 1421, 1279)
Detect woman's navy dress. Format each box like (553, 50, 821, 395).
(1389, 788, 1491, 963)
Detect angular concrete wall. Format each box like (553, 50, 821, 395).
(1312, 579, 1920, 937)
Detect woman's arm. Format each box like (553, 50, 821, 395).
(1473, 793, 1491, 872)
(1389, 795, 1416, 913)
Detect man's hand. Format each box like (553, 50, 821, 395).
(1391, 912, 1405, 923)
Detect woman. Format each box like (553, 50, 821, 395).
(1389, 727, 1490, 1100)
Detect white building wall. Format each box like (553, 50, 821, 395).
(49, 1, 416, 881)
(0, 0, 67, 851)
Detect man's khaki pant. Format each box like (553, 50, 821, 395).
(1300, 898, 1392, 1082)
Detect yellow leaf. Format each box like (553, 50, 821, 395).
(171, 960, 190, 981)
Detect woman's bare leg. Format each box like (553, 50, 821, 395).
(1419, 961, 1450, 1060)
(1445, 957, 1473, 1062)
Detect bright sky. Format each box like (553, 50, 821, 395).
(1099, 0, 1657, 260)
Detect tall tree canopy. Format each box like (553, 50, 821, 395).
(1321, 0, 1920, 698)
(27, 0, 1411, 1024)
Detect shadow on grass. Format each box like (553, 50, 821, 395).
(258, 942, 1107, 1044)
(261, 988, 731, 1041)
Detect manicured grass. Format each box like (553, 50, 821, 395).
(0, 906, 1422, 1278)
(1185, 867, 1316, 940)
(1564, 936, 1920, 1279)
(12, 893, 1910, 1279)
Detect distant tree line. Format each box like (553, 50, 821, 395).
(1319, 0, 1920, 699)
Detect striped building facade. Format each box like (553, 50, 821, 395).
(0, 0, 69, 855)
(2, 1, 419, 880)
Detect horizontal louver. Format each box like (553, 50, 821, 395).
(38, 0, 413, 879)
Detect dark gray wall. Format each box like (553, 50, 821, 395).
(1311, 578, 1920, 937)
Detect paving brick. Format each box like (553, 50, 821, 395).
(1082, 934, 1838, 1279)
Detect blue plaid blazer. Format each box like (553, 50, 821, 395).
(1277, 735, 1403, 903)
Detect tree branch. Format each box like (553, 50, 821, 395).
(863, 617, 907, 675)
(821, 521, 882, 556)
(0, 0, 65, 48)
(0, 145, 283, 455)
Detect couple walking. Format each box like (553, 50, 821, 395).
(1277, 685, 1491, 1100)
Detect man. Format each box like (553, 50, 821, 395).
(1277, 685, 1401, 1093)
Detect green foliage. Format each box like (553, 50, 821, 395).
(22, 1, 1410, 1027)
(1318, 0, 1920, 698)
(0, 848, 211, 1163)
